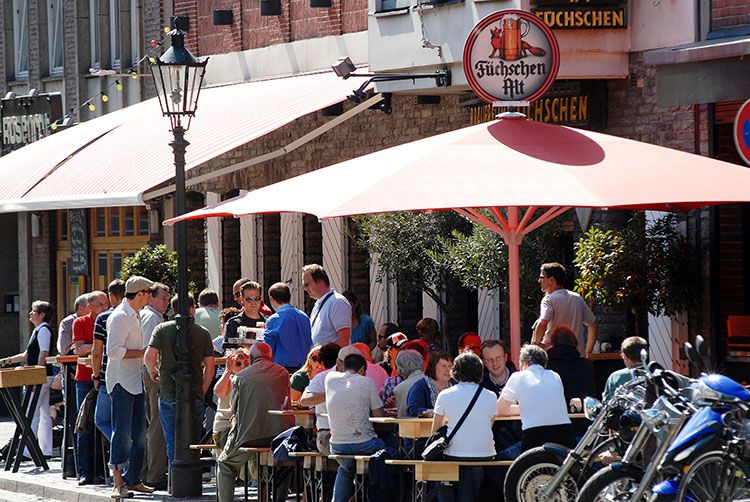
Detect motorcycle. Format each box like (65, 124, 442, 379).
(503, 376, 646, 501)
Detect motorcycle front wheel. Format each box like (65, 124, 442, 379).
(677, 451, 750, 502)
(577, 464, 643, 502)
(503, 447, 578, 502)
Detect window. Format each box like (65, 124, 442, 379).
(110, 0, 121, 68)
(138, 207, 149, 235)
(13, 0, 28, 79)
(95, 208, 106, 236)
(47, 0, 63, 74)
(110, 209, 120, 236)
(90, 0, 100, 68)
(124, 207, 134, 236)
(59, 210, 68, 240)
(112, 253, 123, 279)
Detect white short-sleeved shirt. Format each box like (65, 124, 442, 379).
(310, 290, 351, 346)
(325, 372, 382, 444)
(434, 382, 497, 458)
(539, 288, 596, 354)
(500, 365, 570, 430)
(308, 368, 336, 429)
(35, 324, 51, 352)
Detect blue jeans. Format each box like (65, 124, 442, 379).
(95, 384, 112, 440)
(109, 384, 146, 485)
(158, 398, 205, 466)
(330, 437, 385, 502)
(76, 381, 95, 479)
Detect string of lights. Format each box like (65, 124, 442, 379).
(49, 26, 173, 131)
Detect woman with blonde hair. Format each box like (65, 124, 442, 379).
(289, 345, 323, 401)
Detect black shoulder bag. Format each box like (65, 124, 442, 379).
(421, 384, 484, 461)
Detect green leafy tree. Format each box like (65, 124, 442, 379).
(121, 244, 194, 293)
(573, 214, 694, 333)
(353, 212, 469, 313)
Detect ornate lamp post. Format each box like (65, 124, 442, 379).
(149, 20, 208, 497)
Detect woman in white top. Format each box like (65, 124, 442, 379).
(431, 352, 498, 502)
(498, 344, 574, 452)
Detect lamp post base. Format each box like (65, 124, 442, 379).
(170, 460, 203, 497)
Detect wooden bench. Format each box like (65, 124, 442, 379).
(238, 447, 272, 502)
(288, 452, 325, 502)
(259, 450, 299, 502)
(384, 459, 512, 502)
(327, 454, 371, 501)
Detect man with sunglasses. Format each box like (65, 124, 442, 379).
(224, 281, 266, 350)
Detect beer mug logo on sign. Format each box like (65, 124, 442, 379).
(489, 16, 545, 62)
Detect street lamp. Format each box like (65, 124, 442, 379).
(149, 19, 208, 498)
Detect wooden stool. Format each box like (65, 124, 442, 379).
(385, 460, 512, 502)
(328, 454, 371, 501)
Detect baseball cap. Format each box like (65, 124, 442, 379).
(125, 276, 155, 294)
(386, 332, 408, 349)
(337, 345, 362, 361)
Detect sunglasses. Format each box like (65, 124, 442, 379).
(233, 291, 242, 297)
(140, 289, 151, 294)
(244, 296, 262, 302)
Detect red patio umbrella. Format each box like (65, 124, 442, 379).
(165, 115, 750, 360)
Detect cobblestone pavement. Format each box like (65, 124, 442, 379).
(0, 418, 269, 502)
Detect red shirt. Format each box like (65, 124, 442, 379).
(71, 314, 95, 382)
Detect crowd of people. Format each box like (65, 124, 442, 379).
(1, 260, 652, 501)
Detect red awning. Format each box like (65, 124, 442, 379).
(0, 71, 360, 212)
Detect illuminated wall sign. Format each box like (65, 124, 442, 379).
(531, 1, 628, 30)
(0, 92, 63, 155)
(462, 80, 608, 130)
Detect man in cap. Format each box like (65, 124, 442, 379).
(106, 276, 156, 499)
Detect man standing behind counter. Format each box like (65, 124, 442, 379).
(301, 264, 351, 348)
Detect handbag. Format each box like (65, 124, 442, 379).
(421, 384, 484, 461)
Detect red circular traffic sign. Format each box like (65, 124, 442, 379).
(734, 98, 750, 166)
(463, 10, 560, 105)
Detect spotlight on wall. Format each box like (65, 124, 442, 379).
(332, 57, 357, 79)
(260, 0, 281, 15)
(213, 10, 233, 25)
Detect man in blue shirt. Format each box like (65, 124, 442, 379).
(263, 282, 313, 373)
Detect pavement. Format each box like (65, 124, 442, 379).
(0, 419, 264, 502)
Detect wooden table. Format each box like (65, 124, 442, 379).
(0, 366, 49, 472)
(268, 409, 315, 429)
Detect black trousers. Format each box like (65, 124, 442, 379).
(522, 423, 576, 452)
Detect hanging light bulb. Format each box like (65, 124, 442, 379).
(116, 80, 123, 92)
(164, 26, 170, 33)
(50, 122, 58, 131)
(148, 56, 156, 63)
(87, 102, 96, 111)
(101, 91, 109, 102)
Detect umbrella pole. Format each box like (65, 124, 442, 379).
(507, 207, 521, 367)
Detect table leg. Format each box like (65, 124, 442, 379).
(243, 461, 249, 502)
(14, 385, 47, 472)
(0, 388, 22, 471)
(61, 364, 76, 478)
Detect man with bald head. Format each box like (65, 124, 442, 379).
(216, 342, 293, 502)
(72, 291, 109, 484)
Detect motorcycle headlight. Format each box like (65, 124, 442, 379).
(584, 397, 602, 421)
(640, 408, 669, 433)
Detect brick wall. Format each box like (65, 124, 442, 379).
(712, 0, 750, 30)
(175, 0, 366, 56)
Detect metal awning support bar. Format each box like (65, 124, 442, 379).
(143, 93, 386, 201)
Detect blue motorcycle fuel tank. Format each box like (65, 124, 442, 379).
(701, 374, 750, 401)
(666, 406, 723, 454)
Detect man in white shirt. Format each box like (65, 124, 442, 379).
(325, 353, 385, 502)
(301, 264, 351, 347)
(498, 344, 574, 452)
(532, 262, 598, 357)
(106, 276, 156, 499)
(139, 283, 170, 489)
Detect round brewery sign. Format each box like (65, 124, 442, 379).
(734, 98, 750, 166)
(463, 10, 560, 105)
